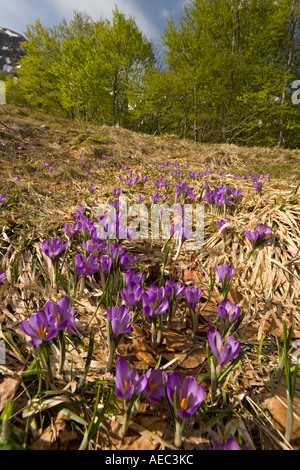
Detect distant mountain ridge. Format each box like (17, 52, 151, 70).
(0, 27, 26, 76)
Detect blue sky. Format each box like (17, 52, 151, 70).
(0, 0, 190, 42)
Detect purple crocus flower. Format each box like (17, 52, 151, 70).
(107, 305, 132, 341)
(42, 238, 68, 263)
(245, 223, 272, 247)
(145, 284, 165, 305)
(166, 372, 205, 420)
(207, 327, 241, 367)
(113, 188, 122, 197)
(89, 184, 95, 192)
(215, 264, 234, 287)
(244, 230, 261, 246)
(213, 438, 249, 450)
(253, 182, 263, 194)
(217, 220, 230, 236)
(231, 189, 242, 201)
(218, 299, 241, 327)
(110, 199, 120, 210)
(257, 223, 272, 235)
(174, 222, 194, 242)
(100, 255, 112, 276)
(20, 310, 57, 346)
(0, 194, 7, 204)
(151, 193, 160, 204)
(119, 253, 136, 271)
(72, 205, 85, 219)
(109, 244, 125, 260)
(82, 238, 101, 254)
(137, 196, 145, 203)
(142, 368, 168, 404)
(124, 268, 144, 287)
(143, 289, 169, 319)
(45, 296, 78, 336)
(165, 278, 185, 302)
(64, 222, 78, 240)
(184, 286, 202, 312)
(0, 272, 6, 283)
(120, 283, 143, 311)
(74, 254, 99, 278)
(115, 357, 148, 400)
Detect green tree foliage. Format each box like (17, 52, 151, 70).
(6, 2, 300, 148)
(8, 8, 156, 126)
(156, 0, 300, 147)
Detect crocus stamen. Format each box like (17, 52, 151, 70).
(149, 379, 158, 392)
(180, 390, 191, 410)
(124, 379, 132, 390)
(38, 325, 47, 339)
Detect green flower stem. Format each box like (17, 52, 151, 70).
(210, 358, 218, 403)
(174, 419, 184, 448)
(88, 279, 112, 327)
(191, 310, 198, 339)
(41, 342, 53, 383)
(167, 298, 175, 327)
(34, 347, 42, 397)
(174, 240, 183, 261)
(77, 329, 94, 393)
(121, 393, 136, 436)
(151, 320, 157, 350)
(156, 316, 163, 345)
(106, 336, 116, 372)
(77, 277, 85, 300)
(285, 390, 294, 443)
(57, 330, 66, 375)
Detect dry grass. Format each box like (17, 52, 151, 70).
(0, 104, 300, 451)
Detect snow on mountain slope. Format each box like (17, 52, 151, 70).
(0, 27, 26, 76)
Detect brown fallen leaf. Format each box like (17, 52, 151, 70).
(30, 411, 81, 450)
(0, 375, 20, 412)
(132, 339, 157, 368)
(262, 386, 300, 445)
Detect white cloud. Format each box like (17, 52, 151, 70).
(160, 1, 189, 21)
(161, 8, 170, 18)
(47, 0, 160, 39)
(0, 0, 37, 35)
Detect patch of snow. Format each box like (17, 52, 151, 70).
(2, 64, 13, 72)
(2, 46, 8, 50)
(5, 57, 11, 64)
(5, 29, 19, 38)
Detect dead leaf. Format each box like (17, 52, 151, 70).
(262, 386, 300, 444)
(0, 375, 20, 412)
(30, 411, 81, 450)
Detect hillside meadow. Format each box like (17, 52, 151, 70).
(0, 104, 300, 451)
